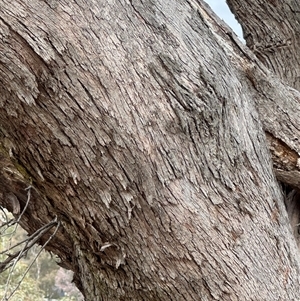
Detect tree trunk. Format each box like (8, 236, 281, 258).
(1, 0, 300, 300)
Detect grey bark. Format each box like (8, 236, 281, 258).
(227, 0, 300, 89)
(0, 0, 300, 300)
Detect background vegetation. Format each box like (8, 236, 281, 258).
(0, 212, 83, 301)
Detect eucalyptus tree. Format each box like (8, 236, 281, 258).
(1, 0, 300, 300)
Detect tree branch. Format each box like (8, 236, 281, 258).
(226, 0, 300, 90)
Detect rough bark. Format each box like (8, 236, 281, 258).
(0, 0, 300, 300)
(227, 0, 300, 243)
(227, 0, 300, 89)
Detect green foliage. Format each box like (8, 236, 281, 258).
(0, 229, 44, 301)
(0, 214, 83, 300)
(0, 262, 44, 301)
(60, 296, 78, 301)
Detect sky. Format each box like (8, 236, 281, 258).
(204, 0, 243, 39)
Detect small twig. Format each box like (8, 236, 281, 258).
(1, 218, 59, 301)
(0, 217, 58, 256)
(0, 184, 62, 301)
(18, 186, 32, 223)
(0, 217, 58, 272)
(3, 186, 32, 253)
(3, 220, 61, 301)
